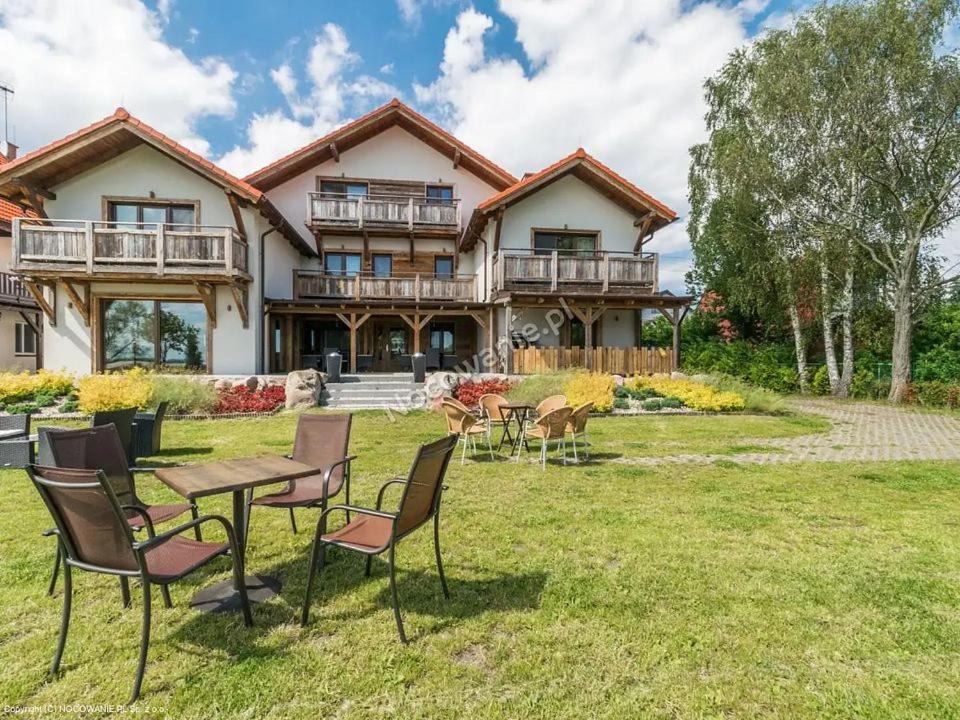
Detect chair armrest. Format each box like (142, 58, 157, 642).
(121, 504, 157, 538)
(376, 478, 408, 510)
(318, 504, 396, 525)
(134, 513, 233, 551)
(42, 527, 58, 538)
(322, 455, 357, 494)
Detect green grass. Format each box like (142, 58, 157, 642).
(2, 410, 960, 718)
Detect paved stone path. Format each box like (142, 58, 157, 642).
(616, 399, 960, 466)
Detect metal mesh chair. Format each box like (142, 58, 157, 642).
(0, 414, 31, 469)
(27, 464, 250, 702)
(91, 407, 138, 466)
(247, 413, 354, 535)
(44, 425, 201, 600)
(301, 434, 458, 642)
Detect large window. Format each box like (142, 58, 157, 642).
(372, 254, 393, 278)
(429, 322, 455, 354)
(102, 299, 207, 372)
(324, 252, 362, 277)
(15, 322, 36, 355)
(320, 180, 368, 198)
(533, 230, 599, 256)
(434, 255, 454, 280)
(108, 201, 196, 230)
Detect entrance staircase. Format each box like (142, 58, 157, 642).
(320, 373, 426, 410)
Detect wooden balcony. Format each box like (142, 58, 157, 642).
(11, 218, 249, 281)
(307, 192, 461, 234)
(493, 249, 658, 295)
(294, 270, 476, 303)
(0, 271, 37, 308)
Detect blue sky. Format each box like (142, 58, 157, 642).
(0, 0, 804, 290)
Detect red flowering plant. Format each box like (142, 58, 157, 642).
(215, 385, 286, 414)
(452, 378, 513, 408)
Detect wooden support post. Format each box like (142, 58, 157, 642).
(350, 312, 358, 374)
(24, 281, 56, 327)
(503, 303, 513, 374)
(195, 283, 217, 328)
(85, 221, 95, 274)
(487, 306, 495, 371)
(230, 284, 250, 329)
(672, 309, 681, 371)
(584, 309, 594, 370)
(413, 313, 421, 355)
(60, 281, 90, 326)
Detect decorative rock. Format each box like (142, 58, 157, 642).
(244, 376, 260, 391)
(424, 371, 459, 407)
(214, 379, 232, 391)
(613, 374, 625, 387)
(285, 369, 323, 410)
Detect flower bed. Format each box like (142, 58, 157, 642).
(621, 375, 745, 412)
(0, 370, 78, 415)
(564, 372, 615, 412)
(215, 385, 286, 413)
(452, 378, 513, 407)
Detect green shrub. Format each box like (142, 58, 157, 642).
(58, 399, 79, 413)
(914, 346, 960, 383)
(915, 381, 956, 407)
(850, 369, 877, 399)
(506, 370, 579, 407)
(690, 373, 787, 414)
(642, 398, 663, 411)
(614, 385, 630, 399)
(661, 397, 683, 409)
(811, 366, 832, 395)
(613, 397, 630, 410)
(6, 402, 39, 415)
(150, 375, 218, 414)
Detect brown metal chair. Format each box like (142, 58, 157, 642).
(516, 406, 573, 469)
(246, 413, 354, 535)
(565, 402, 594, 463)
(27, 464, 251, 703)
(301, 434, 458, 642)
(441, 398, 491, 463)
(44, 425, 201, 602)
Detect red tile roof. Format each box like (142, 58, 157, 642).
(0, 107, 263, 202)
(476, 147, 677, 219)
(244, 98, 518, 190)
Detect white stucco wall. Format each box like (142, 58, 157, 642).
(0, 236, 12, 271)
(0, 313, 37, 371)
(266, 125, 502, 249)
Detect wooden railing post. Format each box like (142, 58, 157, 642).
(354, 274, 361, 300)
(155, 223, 165, 275)
(293, 270, 300, 301)
(11, 218, 20, 269)
(602, 253, 610, 292)
(415, 273, 421, 302)
(85, 221, 95, 274)
(357, 196, 364, 229)
(223, 228, 233, 272)
(653, 253, 659, 292)
(551, 250, 559, 291)
(408, 197, 414, 231)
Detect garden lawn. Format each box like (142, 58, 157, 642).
(1, 410, 959, 719)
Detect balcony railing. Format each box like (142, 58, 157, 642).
(307, 192, 461, 231)
(12, 218, 249, 277)
(294, 270, 476, 302)
(0, 271, 36, 306)
(493, 249, 658, 293)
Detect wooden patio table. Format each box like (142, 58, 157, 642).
(498, 403, 534, 454)
(155, 456, 321, 613)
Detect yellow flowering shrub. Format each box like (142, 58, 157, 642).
(628, 375, 745, 412)
(0, 369, 75, 403)
(77, 368, 154, 412)
(563, 372, 615, 413)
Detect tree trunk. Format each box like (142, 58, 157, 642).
(788, 300, 809, 393)
(819, 260, 841, 393)
(837, 252, 855, 397)
(888, 272, 914, 403)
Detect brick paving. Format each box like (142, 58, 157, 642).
(616, 399, 960, 466)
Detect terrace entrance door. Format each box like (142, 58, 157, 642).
(371, 319, 410, 372)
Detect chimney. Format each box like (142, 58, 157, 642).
(3, 142, 16, 161)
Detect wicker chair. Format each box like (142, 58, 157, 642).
(516, 406, 573, 469)
(478, 393, 509, 451)
(535, 394, 568, 418)
(27, 463, 250, 703)
(441, 398, 491, 463)
(0, 414, 32, 469)
(43, 425, 201, 601)
(301, 434, 458, 642)
(246, 413, 354, 535)
(565, 402, 594, 463)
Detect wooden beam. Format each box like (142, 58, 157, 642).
(633, 212, 655, 253)
(24, 281, 56, 326)
(195, 283, 217, 328)
(230, 284, 249, 329)
(409, 232, 415, 262)
(493, 206, 504, 253)
(329, 142, 340, 162)
(18, 310, 40, 335)
(226, 192, 248, 242)
(349, 312, 357, 373)
(13, 178, 55, 201)
(452, 148, 461, 169)
(468, 311, 487, 330)
(397, 313, 416, 331)
(60, 280, 90, 326)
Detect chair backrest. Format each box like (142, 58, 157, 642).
(291, 413, 352, 494)
(441, 399, 476, 434)
(478, 394, 508, 422)
(443, 396, 472, 414)
(27, 464, 139, 572)
(149, 401, 168, 453)
(46, 425, 138, 508)
(567, 402, 593, 433)
(91, 407, 138, 463)
(536, 394, 567, 417)
(535, 406, 573, 440)
(395, 434, 458, 537)
(0, 413, 30, 436)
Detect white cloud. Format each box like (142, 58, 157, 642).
(155, 0, 172, 23)
(397, 0, 420, 25)
(0, 0, 236, 156)
(380, 63, 395, 75)
(415, 0, 762, 291)
(219, 23, 400, 175)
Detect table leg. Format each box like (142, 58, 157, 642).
(511, 410, 529, 455)
(496, 413, 514, 451)
(189, 490, 281, 614)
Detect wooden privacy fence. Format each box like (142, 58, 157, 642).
(512, 346, 673, 375)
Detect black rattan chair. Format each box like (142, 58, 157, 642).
(0, 414, 32, 469)
(301, 434, 458, 642)
(27, 463, 250, 702)
(133, 401, 168, 461)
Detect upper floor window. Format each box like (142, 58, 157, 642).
(372, 254, 393, 278)
(108, 201, 196, 230)
(15, 322, 36, 355)
(425, 185, 454, 204)
(434, 255, 454, 279)
(533, 230, 598, 256)
(325, 252, 362, 277)
(320, 180, 368, 198)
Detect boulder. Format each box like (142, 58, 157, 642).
(423, 371, 459, 408)
(613, 374, 626, 387)
(285, 369, 323, 410)
(214, 378, 232, 392)
(243, 376, 260, 391)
